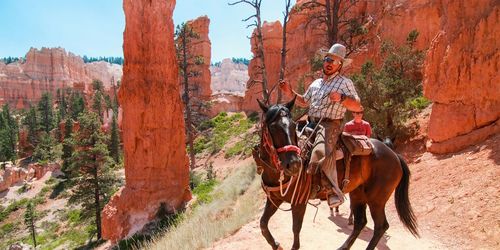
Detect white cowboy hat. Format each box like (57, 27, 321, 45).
(324, 43, 353, 67)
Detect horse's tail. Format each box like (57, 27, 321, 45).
(395, 154, 420, 237)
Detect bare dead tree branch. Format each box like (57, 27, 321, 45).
(230, 0, 270, 103)
(278, 0, 292, 103)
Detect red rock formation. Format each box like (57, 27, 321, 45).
(424, 1, 499, 153)
(0, 47, 122, 109)
(242, 21, 283, 112)
(243, 0, 498, 152)
(101, 0, 190, 242)
(185, 16, 212, 103)
(0, 162, 59, 192)
(0, 163, 28, 192)
(208, 93, 245, 118)
(210, 58, 248, 96)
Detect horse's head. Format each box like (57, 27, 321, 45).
(258, 97, 302, 177)
(377, 135, 396, 150)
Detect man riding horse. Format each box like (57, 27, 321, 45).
(279, 43, 362, 208)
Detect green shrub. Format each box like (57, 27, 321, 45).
(0, 198, 30, 223)
(192, 179, 218, 205)
(0, 223, 15, 238)
(195, 112, 256, 155)
(66, 209, 82, 225)
(409, 96, 431, 110)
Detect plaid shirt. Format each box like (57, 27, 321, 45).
(303, 74, 359, 120)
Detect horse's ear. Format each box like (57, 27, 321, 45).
(285, 95, 296, 111)
(257, 99, 268, 113)
(390, 135, 396, 144)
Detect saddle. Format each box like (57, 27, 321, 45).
(297, 122, 374, 160)
(340, 132, 374, 156)
(297, 121, 374, 197)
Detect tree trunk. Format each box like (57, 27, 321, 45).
(332, 0, 341, 44)
(181, 27, 196, 170)
(30, 220, 37, 247)
(278, 0, 292, 103)
(255, 2, 270, 103)
(94, 163, 102, 240)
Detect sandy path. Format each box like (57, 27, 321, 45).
(208, 197, 445, 250)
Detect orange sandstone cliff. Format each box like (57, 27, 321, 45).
(185, 16, 212, 103)
(0, 47, 122, 109)
(244, 0, 499, 152)
(242, 21, 283, 112)
(101, 0, 190, 242)
(423, 0, 499, 153)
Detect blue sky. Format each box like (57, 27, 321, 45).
(0, 0, 294, 62)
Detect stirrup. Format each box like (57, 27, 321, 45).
(327, 194, 343, 208)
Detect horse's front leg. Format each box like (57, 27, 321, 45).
(261, 198, 283, 250)
(291, 203, 307, 250)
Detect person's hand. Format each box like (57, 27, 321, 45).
(279, 80, 292, 95)
(330, 92, 341, 102)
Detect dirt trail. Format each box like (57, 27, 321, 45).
(208, 197, 444, 250)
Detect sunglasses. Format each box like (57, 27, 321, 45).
(323, 57, 342, 65)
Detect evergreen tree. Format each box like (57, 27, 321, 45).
(0, 104, 18, 162)
(109, 114, 120, 163)
(352, 30, 425, 137)
(69, 111, 118, 240)
(24, 105, 39, 146)
(58, 88, 68, 120)
(62, 118, 73, 175)
(92, 80, 105, 121)
(38, 92, 54, 133)
(24, 201, 37, 248)
(70, 92, 85, 120)
(175, 22, 201, 170)
(32, 132, 56, 163)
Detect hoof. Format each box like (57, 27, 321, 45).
(273, 242, 283, 250)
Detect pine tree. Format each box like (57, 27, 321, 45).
(24, 105, 39, 146)
(70, 92, 85, 120)
(38, 92, 54, 133)
(92, 80, 105, 121)
(62, 118, 73, 175)
(58, 88, 68, 120)
(352, 30, 425, 137)
(109, 114, 120, 163)
(32, 132, 56, 163)
(175, 22, 202, 170)
(24, 201, 37, 248)
(69, 111, 118, 240)
(0, 104, 18, 162)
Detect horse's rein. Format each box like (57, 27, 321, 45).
(258, 108, 310, 211)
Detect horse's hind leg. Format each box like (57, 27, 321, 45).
(291, 203, 307, 250)
(365, 203, 389, 250)
(338, 192, 367, 250)
(261, 198, 283, 250)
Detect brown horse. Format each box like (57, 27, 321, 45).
(255, 99, 419, 250)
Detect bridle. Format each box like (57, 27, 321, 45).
(258, 106, 310, 210)
(260, 106, 301, 173)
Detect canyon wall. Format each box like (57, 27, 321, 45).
(244, 0, 499, 152)
(0, 47, 122, 109)
(101, 0, 190, 242)
(242, 21, 283, 112)
(423, 0, 499, 153)
(210, 58, 248, 96)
